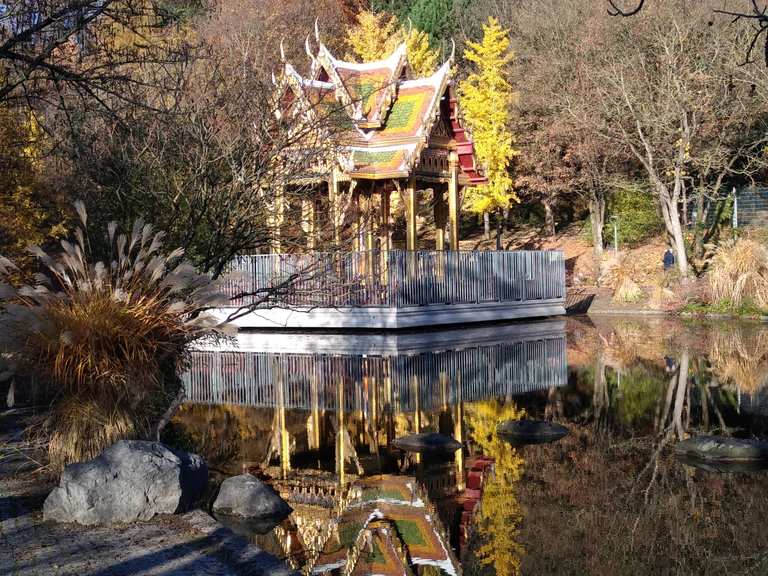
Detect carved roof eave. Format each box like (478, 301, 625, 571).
(401, 59, 453, 175)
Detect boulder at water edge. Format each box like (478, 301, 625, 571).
(497, 419, 570, 445)
(213, 474, 292, 520)
(674, 435, 768, 462)
(44, 440, 207, 525)
(393, 432, 462, 454)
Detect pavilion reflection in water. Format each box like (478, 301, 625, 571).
(183, 321, 567, 413)
(181, 321, 566, 482)
(178, 322, 566, 574)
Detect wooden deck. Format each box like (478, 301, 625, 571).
(213, 250, 566, 329)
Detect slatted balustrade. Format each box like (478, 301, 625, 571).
(182, 335, 567, 412)
(219, 250, 565, 309)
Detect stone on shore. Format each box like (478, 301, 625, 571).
(44, 440, 207, 525)
(213, 474, 292, 520)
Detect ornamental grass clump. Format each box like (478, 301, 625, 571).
(0, 202, 233, 470)
(708, 239, 768, 310)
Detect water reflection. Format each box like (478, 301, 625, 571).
(173, 317, 768, 575)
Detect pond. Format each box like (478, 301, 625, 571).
(171, 316, 768, 576)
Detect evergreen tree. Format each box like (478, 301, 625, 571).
(459, 17, 518, 227)
(407, 0, 454, 46)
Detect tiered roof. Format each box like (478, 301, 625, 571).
(279, 29, 486, 184)
(310, 475, 459, 576)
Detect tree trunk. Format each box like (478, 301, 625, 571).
(658, 185, 689, 278)
(503, 208, 511, 231)
(154, 385, 186, 441)
(588, 192, 605, 259)
(495, 210, 503, 250)
(483, 212, 490, 240)
(543, 200, 555, 237)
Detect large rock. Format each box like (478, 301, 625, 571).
(44, 440, 207, 525)
(213, 474, 292, 520)
(497, 419, 569, 445)
(674, 435, 768, 462)
(393, 432, 462, 454)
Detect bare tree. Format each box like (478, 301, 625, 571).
(588, 1, 768, 277)
(0, 0, 195, 114)
(58, 0, 355, 277)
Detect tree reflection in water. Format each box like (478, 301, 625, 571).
(515, 317, 768, 576)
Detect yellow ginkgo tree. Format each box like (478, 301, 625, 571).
(345, 10, 440, 76)
(459, 17, 518, 243)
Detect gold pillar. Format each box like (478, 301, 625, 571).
(434, 187, 448, 251)
(448, 152, 460, 251)
(454, 370, 465, 491)
(270, 187, 286, 254)
(380, 188, 391, 285)
(412, 374, 421, 432)
(336, 375, 346, 486)
(301, 198, 317, 250)
(309, 366, 321, 451)
(276, 362, 290, 478)
(329, 169, 342, 247)
(405, 175, 418, 251)
(412, 373, 421, 464)
(353, 186, 362, 253)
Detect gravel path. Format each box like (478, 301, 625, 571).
(0, 409, 293, 576)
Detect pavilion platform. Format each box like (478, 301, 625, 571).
(212, 249, 566, 329)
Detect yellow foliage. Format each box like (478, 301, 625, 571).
(344, 10, 439, 76)
(466, 399, 526, 575)
(345, 10, 402, 62)
(405, 28, 439, 76)
(0, 108, 65, 268)
(459, 17, 518, 214)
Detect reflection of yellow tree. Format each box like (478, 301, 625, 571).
(466, 399, 526, 576)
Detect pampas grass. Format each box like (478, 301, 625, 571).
(708, 239, 768, 309)
(0, 202, 233, 470)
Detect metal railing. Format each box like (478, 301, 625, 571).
(183, 335, 567, 412)
(219, 249, 565, 308)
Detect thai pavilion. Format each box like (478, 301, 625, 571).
(274, 24, 486, 254)
(215, 26, 565, 328)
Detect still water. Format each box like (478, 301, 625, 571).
(172, 316, 768, 576)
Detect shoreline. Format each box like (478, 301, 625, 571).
(0, 407, 294, 576)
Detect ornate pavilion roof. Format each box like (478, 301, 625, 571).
(308, 475, 460, 576)
(278, 30, 486, 184)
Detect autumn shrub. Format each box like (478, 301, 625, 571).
(0, 202, 232, 470)
(603, 256, 644, 303)
(708, 238, 768, 310)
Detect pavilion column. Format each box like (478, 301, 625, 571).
(276, 361, 291, 478)
(380, 187, 391, 284)
(270, 186, 286, 254)
(454, 370, 465, 491)
(405, 174, 418, 251)
(336, 375, 346, 487)
(434, 189, 447, 251)
(448, 151, 460, 251)
(301, 197, 317, 250)
(329, 170, 342, 247)
(353, 185, 362, 253)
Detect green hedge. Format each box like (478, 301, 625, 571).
(585, 180, 664, 247)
